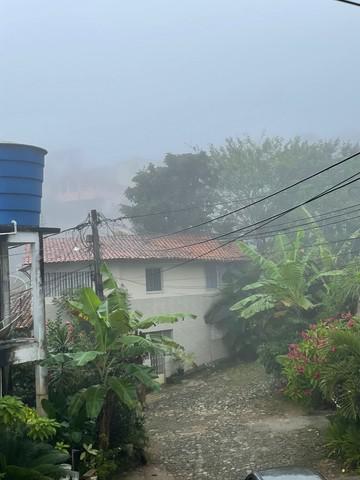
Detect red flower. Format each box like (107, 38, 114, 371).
(296, 366, 305, 374)
(331, 346, 337, 353)
(347, 319, 355, 328)
(314, 371, 321, 380)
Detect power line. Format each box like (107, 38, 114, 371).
(112, 194, 266, 223)
(138, 150, 360, 239)
(43, 220, 90, 240)
(160, 170, 360, 252)
(157, 201, 360, 252)
(335, 0, 360, 6)
(228, 210, 360, 242)
(163, 170, 360, 271)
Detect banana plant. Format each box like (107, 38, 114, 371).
(231, 231, 344, 320)
(46, 264, 195, 449)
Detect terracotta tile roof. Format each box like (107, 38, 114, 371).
(24, 233, 244, 266)
(11, 290, 32, 330)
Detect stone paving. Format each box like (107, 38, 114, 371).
(139, 362, 341, 480)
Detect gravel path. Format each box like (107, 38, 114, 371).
(143, 362, 340, 480)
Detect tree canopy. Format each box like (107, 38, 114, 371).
(121, 137, 360, 240)
(121, 151, 219, 234)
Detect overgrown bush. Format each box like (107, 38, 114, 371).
(44, 264, 192, 478)
(279, 313, 360, 470)
(0, 396, 67, 479)
(278, 314, 359, 407)
(326, 416, 360, 471)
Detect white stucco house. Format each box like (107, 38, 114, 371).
(23, 233, 244, 378)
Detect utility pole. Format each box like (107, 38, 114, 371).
(90, 209, 104, 300)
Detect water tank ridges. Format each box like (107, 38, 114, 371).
(0, 143, 47, 227)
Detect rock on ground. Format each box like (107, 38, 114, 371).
(122, 361, 349, 480)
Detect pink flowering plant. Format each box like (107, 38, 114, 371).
(278, 313, 360, 407)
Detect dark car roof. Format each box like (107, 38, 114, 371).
(247, 467, 327, 480)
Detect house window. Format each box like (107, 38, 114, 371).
(145, 268, 162, 292)
(44, 271, 93, 297)
(146, 330, 173, 375)
(205, 264, 219, 289)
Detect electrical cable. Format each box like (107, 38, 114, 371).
(137, 150, 360, 239)
(156, 169, 360, 252)
(156, 201, 360, 252)
(109, 194, 266, 223)
(163, 170, 360, 271)
(335, 0, 360, 6)
(225, 210, 360, 242)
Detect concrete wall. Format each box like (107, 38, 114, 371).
(44, 260, 227, 299)
(131, 294, 228, 374)
(44, 260, 230, 373)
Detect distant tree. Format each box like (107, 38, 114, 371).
(122, 138, 360, 239)
(121, 152, 220, 234)
(210, 136, 360, 241)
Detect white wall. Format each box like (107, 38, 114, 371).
(131, 294, 228, 374)
(44, 260, 224, 300)
(109, 260, 217, 298)
(44, 260, 230, 372)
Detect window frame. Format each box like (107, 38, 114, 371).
(145, 267, 163, 293)
(205, 263, 219, 289)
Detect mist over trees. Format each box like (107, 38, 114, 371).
(121, 152, 219, 234)
(121, 136, 360, 240)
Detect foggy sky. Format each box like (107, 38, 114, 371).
(1, 0, 360, 225)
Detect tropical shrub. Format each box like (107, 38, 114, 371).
(44, 264, 194, 476)
(279, 313, 360, 470)
(321, 322, 360, 470)
(278, 314, 359, 407)
(325, 416, 360, 471)
(225, 229, 344, 372)
(231, 232, 340, 321)
(0, 396, 67, 479)
(204, 263, 261, 359)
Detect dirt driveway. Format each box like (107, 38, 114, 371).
(140, 362, 340, 480)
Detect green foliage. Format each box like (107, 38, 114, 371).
(0, 396, 59, 441)
(9, 363, 36, 406)
(45, 264, 192, 463)
(207, 226, 347, 369)
(321, 323, 360, 471)
(257, 341, 291, 376)
(205, 263, 262, 358)
(0, 397, 67, 479)
(280, 314, 360, 470)
(123, 137, 360, 238)
(210, 136, 360, 240)
(279, 315, 359, 407)
(121, 151, 219, 234)
(326, 416, 360, 471)
(224, 224, 359, 373)
(231, 232, 340, 320)
(320, 325, 360, 420)
(0, 432, 68, 480)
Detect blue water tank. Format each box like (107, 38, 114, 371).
(0, 143, 47, 227)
